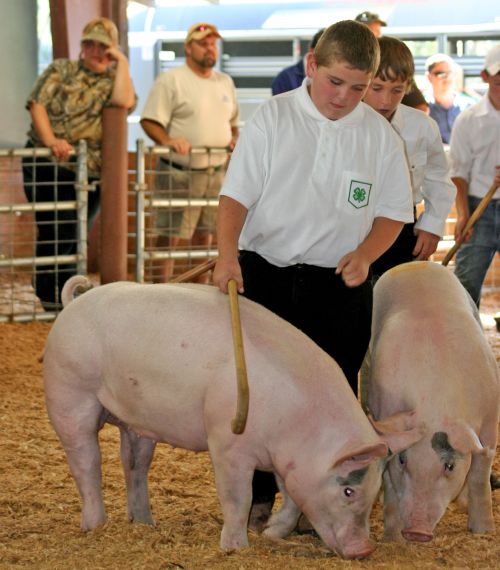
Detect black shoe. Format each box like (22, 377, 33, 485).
(248, 500, 274, 532)
(491, 472, 500, 490)
(40, 300, 63, 312)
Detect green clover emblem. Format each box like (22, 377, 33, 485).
(348, 179, 371, 209)
(353, 187, 366, 203)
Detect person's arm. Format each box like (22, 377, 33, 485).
(452, 176, 471, 240)
(140, 118, 191, 155)
(29, 101, 73, 160)
(413, 120, 457, 260)
(107, 47, 135, 109)
(229, 125, 239, 150)
(213, 195, 248, 294)
(336, 217, 404, 287)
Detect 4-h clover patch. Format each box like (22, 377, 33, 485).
(348, 180, 371, 209)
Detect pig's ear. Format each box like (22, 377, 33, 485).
(368, 410, 418, 434)
(369, 411, 426, 455)
(444, 420, 486, 455)
(381, 426, 425, 456)
(333, 442, 388, 469)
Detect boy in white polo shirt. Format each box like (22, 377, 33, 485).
(363, 36, 456, 276)
(213, 20, 413, 526)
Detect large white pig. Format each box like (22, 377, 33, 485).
(367, 261, 499, 542)
(43, 277, 422, 559)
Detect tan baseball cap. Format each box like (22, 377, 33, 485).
(186, 23, 221, 43)
(81, 18, 118, 47)
(485, 44, 500, 76)
(355, 11, 387, 27)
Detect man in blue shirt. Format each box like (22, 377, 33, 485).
(271, 29, 324, 95)
(425, 53, 477, 144)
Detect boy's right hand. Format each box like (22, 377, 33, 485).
(336, 249, 370, 288)
(213, 257, 244, 294)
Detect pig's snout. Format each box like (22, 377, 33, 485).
(402, 529, 433, 542)
(339, 540, 376, 560)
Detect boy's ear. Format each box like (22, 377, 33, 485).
(306, 51, 317, 77)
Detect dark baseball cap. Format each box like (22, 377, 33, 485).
(355, 11, 387, 26)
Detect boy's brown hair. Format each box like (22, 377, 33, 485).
(376, 36, 415, 92)
(314, 20, 380, 76)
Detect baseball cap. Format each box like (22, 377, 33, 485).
(484, 44, 500, 76)
(355, 11, 387, 27)
(186, 23, 221, 43)
(81, 18, 118, 47)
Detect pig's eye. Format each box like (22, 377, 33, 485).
(398, 452, 406, 466)
(344, 487, 355, 498)
(444, 462, 455, 472)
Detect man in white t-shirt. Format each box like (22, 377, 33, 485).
(449, 44, 500, 308)
(140, 23, 240, 282)
(213, 21, 413, 528)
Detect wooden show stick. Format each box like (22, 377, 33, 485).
(442, 183, 498, 267)
(228, 279, 249, 434)
(169, 258, 217, 283)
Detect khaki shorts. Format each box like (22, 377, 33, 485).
(153, 158, 224, 239)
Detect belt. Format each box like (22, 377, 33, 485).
(160, 157, 224, 173)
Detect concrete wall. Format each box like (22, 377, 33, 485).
(0, 0, 37, 148)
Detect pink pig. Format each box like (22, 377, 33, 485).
(43, 277, 422, 559)
(367, 261, 499, 542)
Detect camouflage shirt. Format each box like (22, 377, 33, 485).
(26, 59, 133, 176)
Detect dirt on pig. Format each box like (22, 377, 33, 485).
(1, 293, 499, 570)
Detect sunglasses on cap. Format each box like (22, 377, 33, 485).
(431, 70, 453, 78)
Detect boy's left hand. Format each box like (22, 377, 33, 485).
(336, 250, 370, 288)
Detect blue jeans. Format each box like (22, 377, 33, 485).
(454, 196, 500, 307)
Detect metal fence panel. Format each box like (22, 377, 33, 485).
(0, 144, 89, 322)
(134, 142, 224, 284)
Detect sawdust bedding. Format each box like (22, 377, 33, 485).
(1, 293, 499, 569)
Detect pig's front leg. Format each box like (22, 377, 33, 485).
(382, 471, 404, 542)
(210, 443, 254, 551)
(119, 426, 156, 525)
(466, 452, 495, 533)
(263, 475, 301, 539)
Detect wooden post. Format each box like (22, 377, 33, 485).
(100, 107, 129, 283)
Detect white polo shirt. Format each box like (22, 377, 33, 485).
(220, 80, 414, 268)
(449, 94, 500, 200)
(391, 104, 456, 237)
(140, 64, 240, 168)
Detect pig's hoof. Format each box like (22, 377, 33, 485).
(468, 520, 494, 534)
(248, 500, 273, 533)
(220, 530, 249, 551)
(382, 531, 404, 543)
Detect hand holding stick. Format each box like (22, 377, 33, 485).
(442, 182, 498, 267)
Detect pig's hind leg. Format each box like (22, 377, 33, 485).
(44, 374, 107, 530)
(263, 475, 301, 538)
(118, 425, 156, 525)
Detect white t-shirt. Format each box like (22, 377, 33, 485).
(391, 104, 456, 237)
(140, 64, 240, 168)
(449, 94, 500, 200)
(220, 80, 414, 268)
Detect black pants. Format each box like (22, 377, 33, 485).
(239, 251, 373, 504)
(22, 149, 100, 307)
(371, 221, 417, 279)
